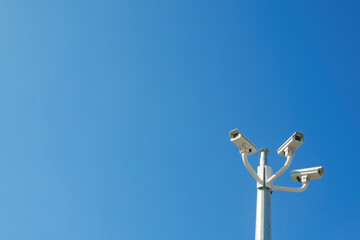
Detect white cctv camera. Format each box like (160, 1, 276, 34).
(291, 166, 325, 182)
(277, 132, 304, 156)
(229, 129, 257, 155)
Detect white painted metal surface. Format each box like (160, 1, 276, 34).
(266, 155, 293, 184)
(231, 129, 325, 240)
(290, 166, 325, 182)
(255, 149, 271, 240)
(241, 152, 263, 185)
(272, 182, 309, 192)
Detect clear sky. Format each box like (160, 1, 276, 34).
(0, 0, 359, 239)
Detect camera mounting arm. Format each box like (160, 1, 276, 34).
(241, 152, 263, 185)
(266, 150, 294, 184)
(272, 176, 309, 193)
(266, 132, 304, 185)
(273, 182, 309, 192)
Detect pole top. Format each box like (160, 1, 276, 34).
(258, 148, 270, 155)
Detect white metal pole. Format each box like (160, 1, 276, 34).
(255, 148, 271, 240)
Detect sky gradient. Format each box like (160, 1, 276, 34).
(0, 1, 359, 239)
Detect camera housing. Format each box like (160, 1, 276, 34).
(291, 166, 325, 182)
(277, 132, 304, 156)
(229, 129, 257, 155)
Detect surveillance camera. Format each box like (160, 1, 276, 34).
(277, 132, 304, 156)
(291, 166, 325, 182)
(229, 129, 257, 155)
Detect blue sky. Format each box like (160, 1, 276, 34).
(0, 0, 359, 239)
